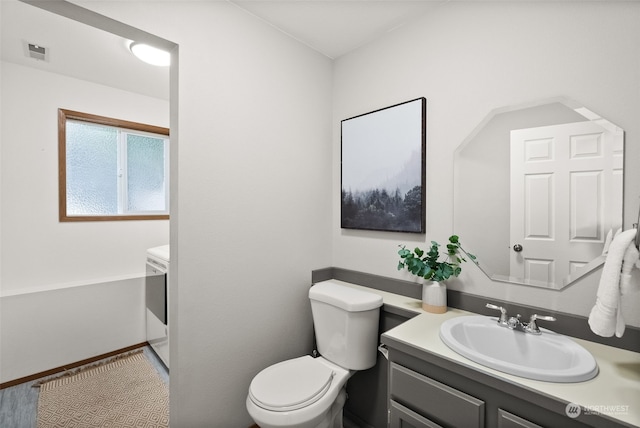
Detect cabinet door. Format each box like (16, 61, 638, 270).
(390, 363, 485, 428)
(390, 400, 443, 428)
(498, 409, 545, 428)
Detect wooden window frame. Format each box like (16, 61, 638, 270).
(58, 108, 170, 222)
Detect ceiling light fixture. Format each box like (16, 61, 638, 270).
(129, 42, 170, 67)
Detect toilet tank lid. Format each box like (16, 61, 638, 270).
(309, 281, 383, 312)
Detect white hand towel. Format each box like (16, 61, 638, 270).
(620, 243, 640, 295)
(588, 228, 637, 338)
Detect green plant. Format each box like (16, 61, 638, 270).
(397, 235, 476, 282)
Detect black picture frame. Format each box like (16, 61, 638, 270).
(341, 97, 426, 233)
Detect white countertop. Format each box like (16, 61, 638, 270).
(329, 280, 640, 427)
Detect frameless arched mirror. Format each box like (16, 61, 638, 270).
(454, 98, 624, 289)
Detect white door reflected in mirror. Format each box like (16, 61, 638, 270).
(454, 98, 624, 289)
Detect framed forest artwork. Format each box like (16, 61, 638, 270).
(341, 98, 426, 233)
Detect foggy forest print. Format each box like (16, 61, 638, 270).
(341, 184, 423, 232)
(341, 98, 425, 233)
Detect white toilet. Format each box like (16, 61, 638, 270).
(246, 280, 383, 428)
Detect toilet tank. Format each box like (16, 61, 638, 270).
(309, 281, 383, 370)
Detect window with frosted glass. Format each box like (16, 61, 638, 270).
(66, 121, 119, 215)
(59, 109, 169, 221)
(126, 134, 168, 212)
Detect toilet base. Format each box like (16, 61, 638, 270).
(299, 386, 348, 428)
(330, 387, 347, 428)
(248, 386, 348, 428)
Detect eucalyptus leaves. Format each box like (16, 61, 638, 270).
(397, 235, 475, 282)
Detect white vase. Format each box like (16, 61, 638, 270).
(422, 280, 447, 314)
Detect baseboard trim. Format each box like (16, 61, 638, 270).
(0, 342, 148, 389)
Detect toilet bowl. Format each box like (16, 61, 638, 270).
(246, 356, 351, 428)
(246, 281, 383, 428)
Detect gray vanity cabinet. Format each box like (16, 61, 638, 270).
(390, 400, 444, 428)
(390, 363, 484, 427)
(383, 339, 629, 428)
(497, 409, 544, 428)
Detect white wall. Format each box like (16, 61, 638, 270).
(0, 1, 4, 388)
(0, 277, 145, 382)
(173, 8, 333, 425)
(1, 62, 169, 293)
(73, 1, 334, 426)
(332, 1, 640, 326)
(4, 0, 639, 425)
(0, 61, 170, 382)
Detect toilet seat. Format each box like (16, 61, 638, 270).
(249, 356, 335, 412)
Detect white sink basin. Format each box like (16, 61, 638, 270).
(439, 315, 598, 382)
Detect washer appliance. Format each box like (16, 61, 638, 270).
(146, 244, 169, 368)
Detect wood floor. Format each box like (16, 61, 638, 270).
(0, 346, 169, 428)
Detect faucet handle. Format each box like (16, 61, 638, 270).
(486, 303, 508, 323)
(530, 314, 556, 322)
(526, 313, 556, 334)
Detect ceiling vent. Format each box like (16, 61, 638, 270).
(25, 42, 49, 62)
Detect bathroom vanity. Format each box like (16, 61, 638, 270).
(328, 279, 640, 428)
(383, 311, 638, 428)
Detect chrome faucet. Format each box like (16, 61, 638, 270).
(486, 303, 556, 335)
(525, 313, 557, 334)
